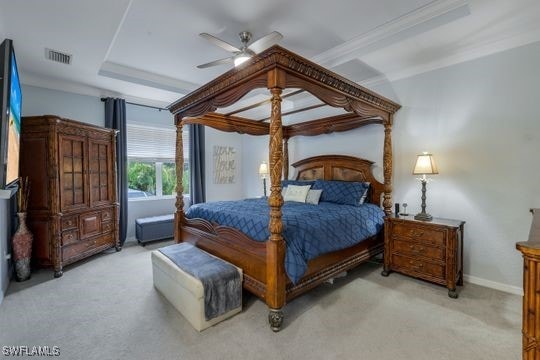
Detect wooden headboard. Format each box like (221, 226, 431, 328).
(291, 155, 384, 206)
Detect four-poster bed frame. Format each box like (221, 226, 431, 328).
(168, 45, 400, 331)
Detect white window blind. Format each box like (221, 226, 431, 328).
(127, 124, 189, 161)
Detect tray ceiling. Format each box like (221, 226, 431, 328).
(0, 0, 539, 109)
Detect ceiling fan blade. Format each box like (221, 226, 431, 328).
(199, 33, 241, 53)
(196, 56, 234, 69)
(247, 31, 283, 54)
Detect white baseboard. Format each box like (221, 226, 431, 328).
(464, 274, 523, 296)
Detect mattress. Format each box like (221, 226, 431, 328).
(186, 198, 385, 284)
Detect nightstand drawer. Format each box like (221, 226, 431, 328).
(392, 223, 445, 247)
(392, 239, 445, 262)
(391, 253, 445, 280)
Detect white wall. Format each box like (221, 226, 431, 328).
(242, 41, 540, 291)
(21, 85, 104, 126)
(242, 135, 269, 198)
(205, 128, 244, 201)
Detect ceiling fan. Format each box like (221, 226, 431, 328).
(197, 30, 283, 69)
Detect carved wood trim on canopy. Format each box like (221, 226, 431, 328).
(168, 45, 400, 120)
(181, 112, 383, 138)
(284, 113, 383, 138)
(182, 112, 270, 135)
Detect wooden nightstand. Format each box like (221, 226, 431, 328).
(381, 214, 465, 298)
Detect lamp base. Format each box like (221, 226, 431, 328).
(414, 212, 433, 221)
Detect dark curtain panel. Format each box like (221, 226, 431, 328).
(189, 124, 206, 204)
(104, 98, 128, 246)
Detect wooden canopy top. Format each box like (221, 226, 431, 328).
(168, 45, 400, 136)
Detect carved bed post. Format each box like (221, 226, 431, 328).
(383, 116, 393, 215)
(283, 137, 289, 180)
(174, 115, 185, 242)
(267, 68, 286, 331)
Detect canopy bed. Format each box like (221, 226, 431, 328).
(168, 45, 401, 331)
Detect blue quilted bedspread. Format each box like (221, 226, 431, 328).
(185, 198, 385, 284)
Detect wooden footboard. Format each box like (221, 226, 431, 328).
(179, 217, 383, 303)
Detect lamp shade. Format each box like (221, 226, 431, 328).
(259, 161, 269, 177)
(413, 152, 439, 175)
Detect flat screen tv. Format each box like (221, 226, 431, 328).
(0, 39, 22, 189)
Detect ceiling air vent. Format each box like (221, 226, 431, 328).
(45, 48, 72, 65)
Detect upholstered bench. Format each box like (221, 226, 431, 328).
(151, 243, 243, 331)
(136, 214, 174, 245)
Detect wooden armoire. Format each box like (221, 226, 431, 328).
(20, 115, 120, 277)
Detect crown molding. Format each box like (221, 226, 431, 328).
(21, 71, 171, 109)
(313, 0, 470, 69)
(360, 27, 540, 88)
(22, 71, 115, 98)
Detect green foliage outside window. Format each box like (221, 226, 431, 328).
(128, 160, 189, 197)
(128, 161, 156, 195)
(162, 162, 190, 195)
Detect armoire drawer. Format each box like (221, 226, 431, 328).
(61, 230, 79, 246)
(61, 216, 78, 231)
(102, 222, 113, 234)
(62, 235, 113, 260)
(101, 209, 113, 222)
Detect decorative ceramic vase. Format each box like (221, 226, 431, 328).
(12, 212, 33, 281)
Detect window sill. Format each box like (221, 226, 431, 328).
(128, 195, 189, 203)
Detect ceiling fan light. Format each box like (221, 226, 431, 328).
(234, 54, 251, 67)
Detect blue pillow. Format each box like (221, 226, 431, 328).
(312, 180, 370, 206)
(281, 179, 315, 188)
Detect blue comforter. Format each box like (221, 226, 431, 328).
(186, 198, 384, 284)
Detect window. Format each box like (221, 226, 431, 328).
(127, 124, 189, 200)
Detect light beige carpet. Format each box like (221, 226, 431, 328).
(0, 241, 520, 360)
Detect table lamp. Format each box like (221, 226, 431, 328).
(413, 152, 438, 221)
(259, 161, 269, 197)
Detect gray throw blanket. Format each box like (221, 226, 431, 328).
(159, 243, 241, 320)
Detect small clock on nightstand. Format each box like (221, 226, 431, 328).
(381, 214, 465, 298)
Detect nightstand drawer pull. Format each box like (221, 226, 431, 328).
(409, 260, 424, 270)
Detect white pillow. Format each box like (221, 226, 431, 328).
(305, 189, 322, 205)
(283, 185, 311, 203)
(281, 187, 288, 198)
(359, 187, 369, 205)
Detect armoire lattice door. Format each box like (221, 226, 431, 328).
(20, 115, 120, 277)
